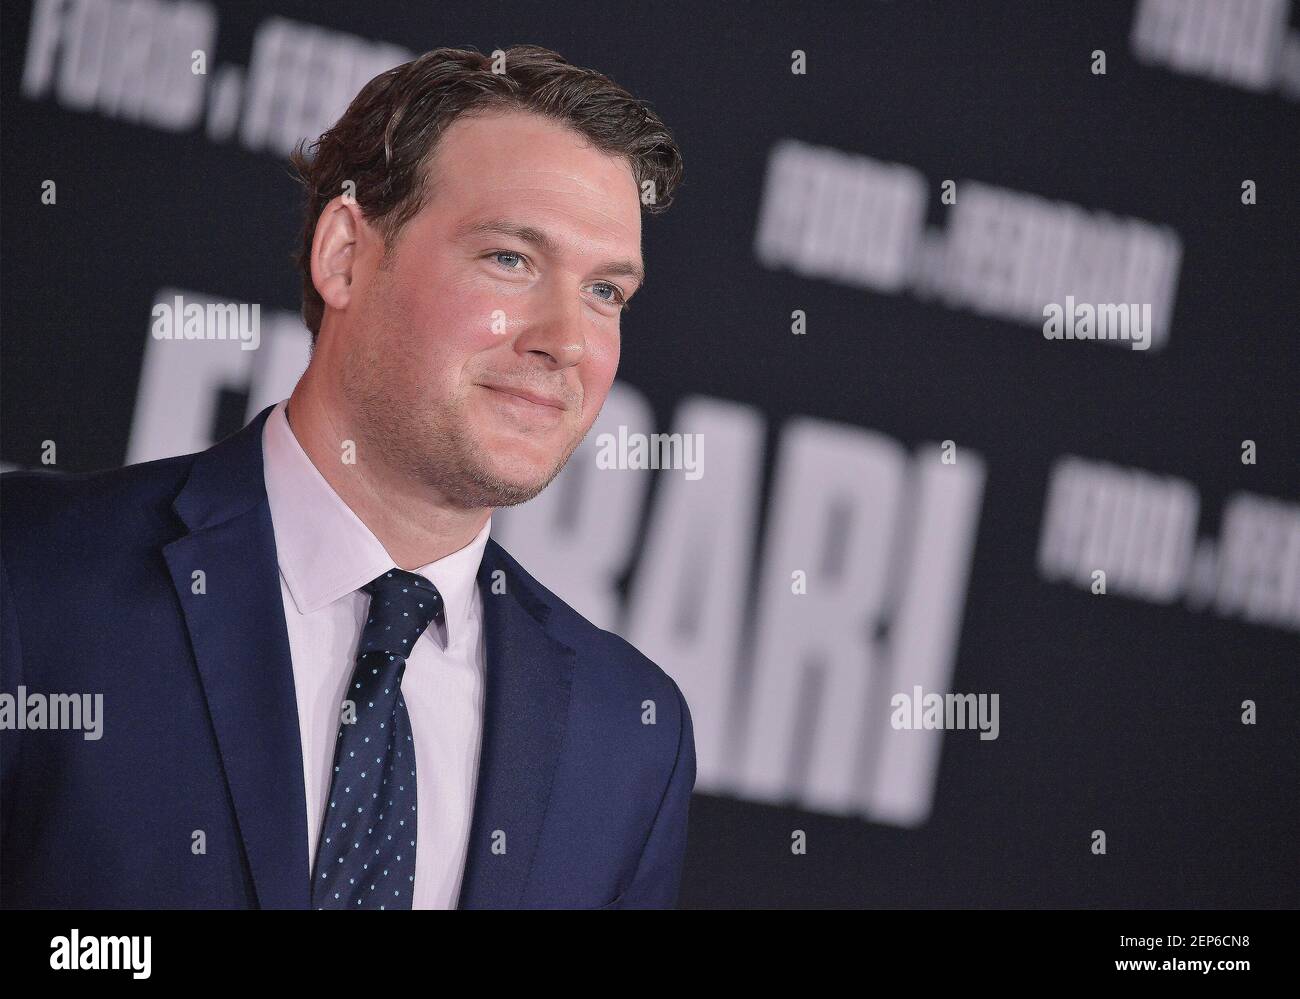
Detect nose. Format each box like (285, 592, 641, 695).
(511, 282, 587, 369)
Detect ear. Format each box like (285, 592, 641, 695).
(310, 194, 373, 316)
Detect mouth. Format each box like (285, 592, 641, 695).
(478, 383, 567, 424)
(478, 383, 567, 412)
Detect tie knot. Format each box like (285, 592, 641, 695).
(359, 569, 445, 658)
(363, 568, 441, 604)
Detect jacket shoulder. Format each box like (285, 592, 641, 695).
(486, 539, 688, 710)
(0, 451, 197, 563)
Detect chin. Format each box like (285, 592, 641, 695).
(463, 396, 578, 498)
(479, 428, 560, 471)
(469, 441, 564, 500)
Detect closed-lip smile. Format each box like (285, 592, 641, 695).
(480, 382, 566, 410)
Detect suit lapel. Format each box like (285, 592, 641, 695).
(162, 404, 311, 909)
(455, 539, 576, 908)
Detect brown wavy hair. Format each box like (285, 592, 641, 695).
(289, 44, 684, 341)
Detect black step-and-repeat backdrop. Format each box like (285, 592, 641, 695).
(2, 0, 1297, 907)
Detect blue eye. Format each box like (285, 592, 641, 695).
(490, 251, 525, 271)
(592, 282, 628, 309)
(487, 251, 629, 311)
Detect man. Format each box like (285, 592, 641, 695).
(0, 45, 694, 909)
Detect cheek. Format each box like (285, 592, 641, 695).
(579, 338, 621, 418)
(386, 271, 504, 368)
(593, 323, 621, 375)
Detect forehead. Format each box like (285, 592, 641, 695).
(423, 108, 643, 246)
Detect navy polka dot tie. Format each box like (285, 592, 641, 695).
(311, 569, 444, 909)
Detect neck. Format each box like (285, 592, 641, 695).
(285, 367, 491, 570)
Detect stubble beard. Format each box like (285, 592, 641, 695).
(340, 335, 583, 510)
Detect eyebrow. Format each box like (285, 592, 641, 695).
(455, 217, 646, 291)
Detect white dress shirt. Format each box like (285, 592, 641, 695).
(261, 398, 491, 909)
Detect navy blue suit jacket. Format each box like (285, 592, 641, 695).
(0, 405, 695, 909)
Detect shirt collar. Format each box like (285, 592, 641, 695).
(262, 398, 491, 646)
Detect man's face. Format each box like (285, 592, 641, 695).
(336, 108, 644, 509)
